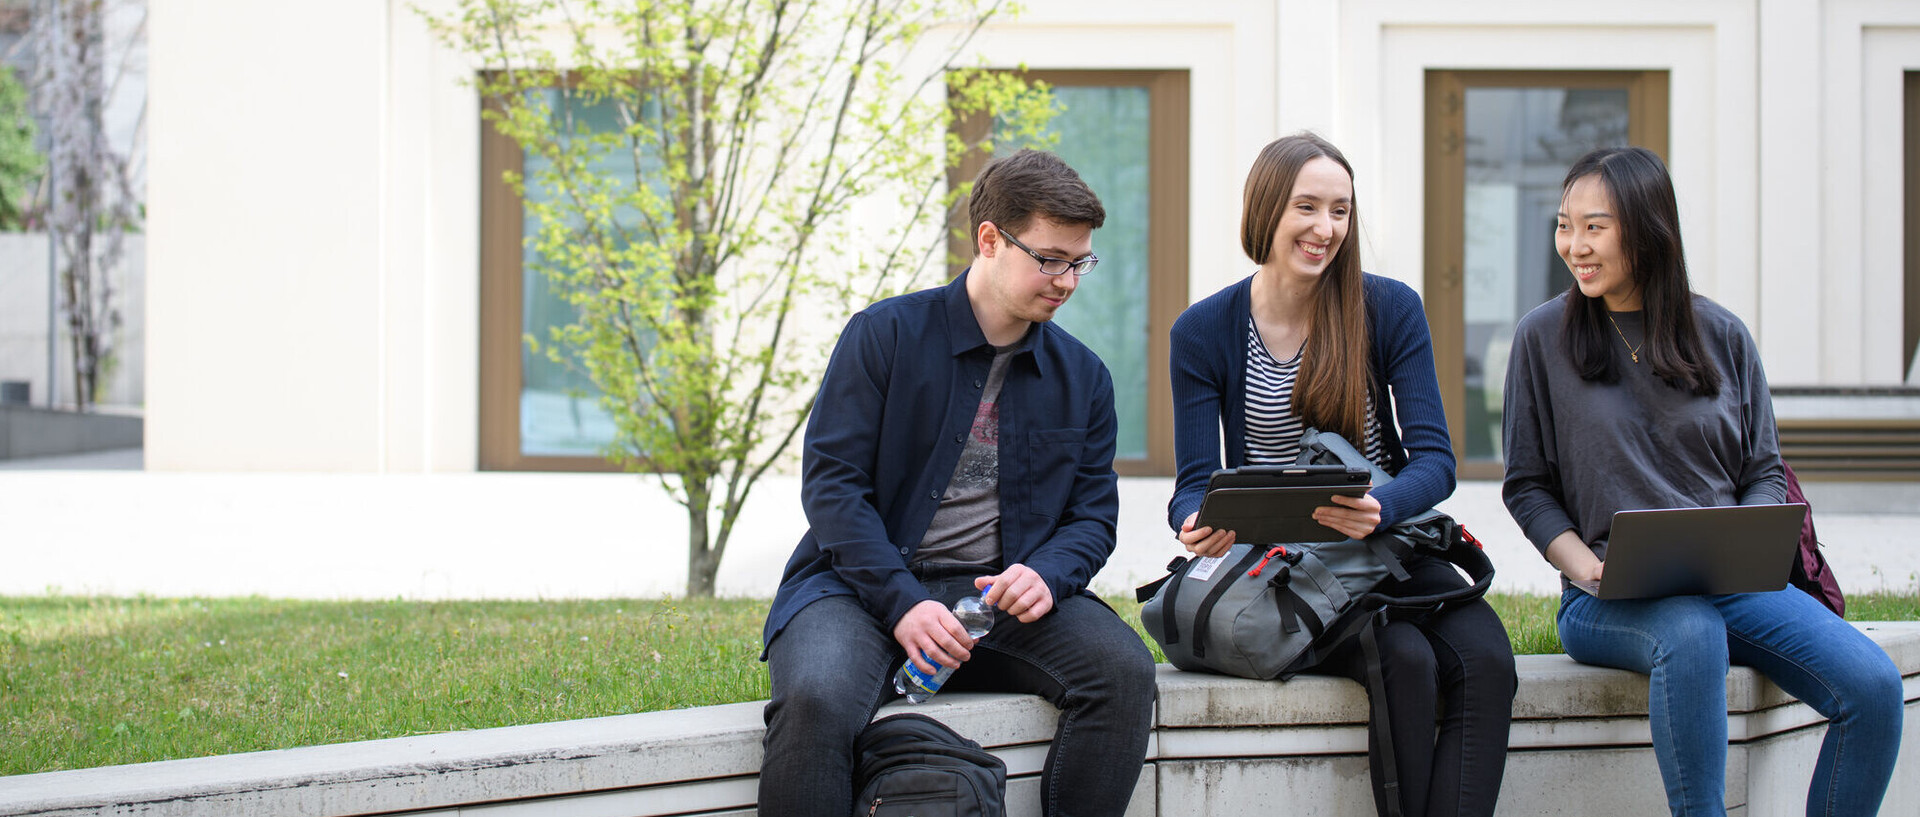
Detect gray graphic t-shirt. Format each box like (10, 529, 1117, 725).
(915, 347, 1013, 566)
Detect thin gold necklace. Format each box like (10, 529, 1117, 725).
(1606, 313, 1644, 363)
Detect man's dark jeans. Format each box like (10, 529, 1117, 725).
(759, 573, 1156, 817)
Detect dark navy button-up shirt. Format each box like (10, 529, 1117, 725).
(761, 271, 1120, 654)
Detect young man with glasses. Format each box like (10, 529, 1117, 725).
(758, 149, 1156, 815)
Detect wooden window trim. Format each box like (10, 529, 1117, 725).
(1424, 70, 1670, 480)
(484, 70, 1192, 476)
(477, 90, 622, 472)
(950, 69, 1190, 477)
(1905, 71, 1920, 380)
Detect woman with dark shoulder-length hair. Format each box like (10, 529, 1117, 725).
(1168, 132, 1517, 817)
(1502, 145, 1903, 816)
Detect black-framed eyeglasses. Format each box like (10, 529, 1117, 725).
(1000, 229, 1099, 276)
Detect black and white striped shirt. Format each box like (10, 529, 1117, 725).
(1243, 318, 1388, 467)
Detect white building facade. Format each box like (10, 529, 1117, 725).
(103, 0, 1920, 597)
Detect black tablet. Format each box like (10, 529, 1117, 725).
(1194, 464, 1372, 545)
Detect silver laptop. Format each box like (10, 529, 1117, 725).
(1571, 504, 1807, 600)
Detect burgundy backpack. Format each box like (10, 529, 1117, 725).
(1783, 462, 1845, 617)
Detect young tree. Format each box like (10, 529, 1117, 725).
(429, 0, 1054, 596)
(0, 65, 42, 230)
(28, 0, 141, 409)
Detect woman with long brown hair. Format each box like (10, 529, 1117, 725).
(1168, 132, 1516, 816)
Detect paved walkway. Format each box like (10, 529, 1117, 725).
(2, 448, 1916, 600)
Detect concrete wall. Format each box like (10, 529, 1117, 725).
(0, 235, 49, 407)
(113, 1, 1920, 599)
(2, 624, 1915, 817)
(0, 233, 147, 410)
(14, 464, 1920, 600)
(147, 0, 476, 473)
(0, 406, 141, 460)
(142, 0, 1920, 475)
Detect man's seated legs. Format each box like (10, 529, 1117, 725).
(948, 592, 1157, 817)
(759, 595, 897, 817)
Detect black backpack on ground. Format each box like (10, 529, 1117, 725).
(851, 712, 1007, 817)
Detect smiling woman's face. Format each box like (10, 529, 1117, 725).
(1556, 174, 1641, 311)
(1266, 156, 1352, 280)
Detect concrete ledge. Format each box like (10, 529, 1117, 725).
(0, 406, 141, 461)
(3, 623, 1917, 817)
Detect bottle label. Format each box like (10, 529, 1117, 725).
(902, 656, 942, 692)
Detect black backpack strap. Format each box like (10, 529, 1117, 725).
(1136, 555, 1189, 603)
(1360, 528, 1498, 618)
(1270, 577, 1325, 642)
(1190, 547, 1267, 659)
(1275, 584, 1299, 634)
(1366, 535, 1413, 582)
(1137, 556, 1191, 644)
(1266, 566, 1302, 635)
(1358, 622, 1405, 817)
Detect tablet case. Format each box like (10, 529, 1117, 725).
(1194, 465, 1371, 544)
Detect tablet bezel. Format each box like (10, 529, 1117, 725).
(1194, 465, 1372, 545)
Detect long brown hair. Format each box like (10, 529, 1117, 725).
(1241, 132, 1370, 441)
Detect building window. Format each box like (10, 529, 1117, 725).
(1906, 70, 1920, 381)
(1424, 69, 1669, 478)
(477, 89, 632, 472)
(952, 70, 1190, 476)
(481, 71, 1191, 474)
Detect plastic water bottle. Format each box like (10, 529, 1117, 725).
(893, 585, 995, 703)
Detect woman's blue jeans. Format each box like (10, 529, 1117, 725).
(1557, 586, 1903, 817)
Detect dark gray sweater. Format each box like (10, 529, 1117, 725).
(1501, 294, 1786, 562)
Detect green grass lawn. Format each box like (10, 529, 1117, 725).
(3, 591, 1914, 775)
(0, 596, 771, 775)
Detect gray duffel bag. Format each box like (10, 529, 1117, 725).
(1137, 430, 1495, 680)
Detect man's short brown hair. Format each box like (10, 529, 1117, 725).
(966, 149, 1105, 253)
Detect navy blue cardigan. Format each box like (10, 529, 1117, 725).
(1167, 273, 1456, 533)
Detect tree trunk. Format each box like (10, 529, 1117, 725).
(685, 481, 717, 597)
(64, 226, 95, 408)
(678, 49, 722, 600)
(686, 547, 718, 597)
